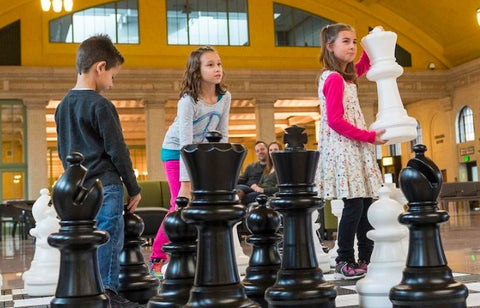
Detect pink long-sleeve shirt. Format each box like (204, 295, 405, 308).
(323, 51, 376, 144)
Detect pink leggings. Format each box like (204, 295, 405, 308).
(150, 160, 181, 261)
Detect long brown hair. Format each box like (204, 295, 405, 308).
(264, 141, 283, 175)
(180, 46, 227, 102)
(319, 23, 357, 83)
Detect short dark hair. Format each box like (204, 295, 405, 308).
(76, 34, 125, 74)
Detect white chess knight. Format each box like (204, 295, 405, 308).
(23, 188, 60, 296)
(361, 27, 417, 144)
(356, 186, 408, 308)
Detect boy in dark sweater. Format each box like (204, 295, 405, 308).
(55, 34, 142, 308)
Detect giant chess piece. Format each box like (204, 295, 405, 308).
(390, 144, 468, 307)
(48, 152, 109, 308)
(181, 131, 260, 307)
(118, 205, 159, 303)
(147, 196, 197, 308)
(327, 199, 343, 268)
(265, 125, 336, 307)
(356, 186, 408, 307)
(361, 27, 417, 144)
(23, 188, 60, 296)
(243, 194, 282, 308)
(312, 209, 331, 273)
(234, 221, 250, 276)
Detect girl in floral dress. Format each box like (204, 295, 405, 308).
(316, 23, 387, 280)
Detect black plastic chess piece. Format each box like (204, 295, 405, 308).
(147, 196, 197, 307)
(390, 144, 468, 308)
(181, 131, 260, 307)
(243, 194, 282, 308)
(48, 152, 110, 308)
(118, 205, 159, 304)
(265, 125, 336, 308)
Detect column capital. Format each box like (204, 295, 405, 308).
(143, 98, 167, 109)
(254, 99, 276, 107)
(23, 98, 49, 110)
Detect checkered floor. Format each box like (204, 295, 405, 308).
(2, 272, 480, 308)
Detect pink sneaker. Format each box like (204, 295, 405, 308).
(356, 260, 368, 274)
(334, 261, 365, 280)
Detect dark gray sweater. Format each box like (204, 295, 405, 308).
(55, 89, 141, 197)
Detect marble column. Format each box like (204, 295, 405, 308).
(24, 99, 49, 199)
(254, 99, 276, 143)
(144, 99, 166, 180)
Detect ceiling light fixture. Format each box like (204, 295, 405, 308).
(41, 0, 73, 12)
(477, 8, 480, 26)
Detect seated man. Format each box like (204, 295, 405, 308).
(236, 140, 268, 200)
(241, 141, 282, 205)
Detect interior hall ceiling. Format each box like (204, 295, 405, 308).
(354, 0, 480, 67)
(5, 0, 480, 147)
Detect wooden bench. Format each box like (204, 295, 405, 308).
(438, 182, 480, 211)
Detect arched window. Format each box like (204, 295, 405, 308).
(458, 106, 475, 143)
(49, 0, 139, 44)
(273, 3, 332, 47)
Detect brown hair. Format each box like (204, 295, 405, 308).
(319, 23, 357, 83)
(180, 46, 227, 102)
(76, 34, 124, 74)
(264, 141, 283, 175)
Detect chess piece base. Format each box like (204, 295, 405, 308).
(390, 266, 468, 308)
(185, 284, 260, 307)
(50, 294, 109, 308)
(370, 118, 417, 144)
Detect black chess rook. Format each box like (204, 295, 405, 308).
(389, 144, 468, 307)
(48, 152, 110, 308)
(265, 125, 336, 308)
(180, 131, 260, 307)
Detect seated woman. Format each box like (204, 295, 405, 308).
(241, 141, 283, 205)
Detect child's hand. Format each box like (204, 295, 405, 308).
(374, 129, 388, 145)
(179, 181, 192, 199)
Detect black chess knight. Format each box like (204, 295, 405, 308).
(48, 152, 109, 308)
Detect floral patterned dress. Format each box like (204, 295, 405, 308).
(316, 70, 383, 200)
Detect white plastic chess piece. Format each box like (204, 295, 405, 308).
(328, 200, 358, 267)
(23, 188, 60, 296)
(356, 186, 408, 307)
(233, 222, 249, 276)
(384, 182, 409, 257)
(361, 27, 417, 144)
(312, 210, 331, 273)
(328, 200, 342, 267)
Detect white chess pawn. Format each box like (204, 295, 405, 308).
(328, 200, 358, 267)
(233, 222, 249, 276)
(356, 186, 408, 308)
(23, 188, 60, 296)
(361, 28, 417, 144)
(312, 209, 331, 273)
